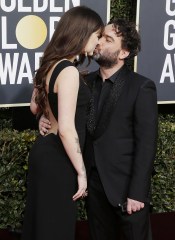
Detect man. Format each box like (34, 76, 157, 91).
(40, 19, 158, 240)
(84, 19, 158, 240)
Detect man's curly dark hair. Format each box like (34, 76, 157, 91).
(108, 19, 141, 60)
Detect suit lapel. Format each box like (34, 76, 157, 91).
(86, 71, 98, 136)
(94, 66, 130, 139)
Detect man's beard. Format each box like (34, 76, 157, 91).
(93, 49, 120, 68)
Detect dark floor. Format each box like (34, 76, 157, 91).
(0, 212, 175, 240)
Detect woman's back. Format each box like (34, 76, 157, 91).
(45, 59, 90, 149)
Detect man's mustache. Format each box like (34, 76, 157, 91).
(92, 53, 100, 61)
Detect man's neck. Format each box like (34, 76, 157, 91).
(100, 62, 124, 81)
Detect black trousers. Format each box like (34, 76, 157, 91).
(86, 169, 152, 240)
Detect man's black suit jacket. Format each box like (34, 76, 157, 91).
(84, 65, 158, 207)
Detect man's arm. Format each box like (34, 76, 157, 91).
(39, 115, 51, 135)
(127, 79, 158, 214)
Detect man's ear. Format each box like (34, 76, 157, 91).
(119, 49, 130, 60)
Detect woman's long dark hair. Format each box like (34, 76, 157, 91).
(34, 6, 104, 117)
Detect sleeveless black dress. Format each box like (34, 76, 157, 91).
(21, 60, 90, 240)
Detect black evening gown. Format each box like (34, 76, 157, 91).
(21, 60, 90, 240)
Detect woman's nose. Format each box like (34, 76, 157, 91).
(96, 38, 100, 45)
(98, 37, 103, 45)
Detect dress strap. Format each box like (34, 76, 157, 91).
(49, 60, 75, 93)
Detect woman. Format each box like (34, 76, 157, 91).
(21, 6, 104, 240)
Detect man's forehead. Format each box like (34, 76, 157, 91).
(103, 24, 118, 36)
(105, 24, 115, 30)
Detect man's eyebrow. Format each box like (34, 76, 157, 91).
(103, 34, 115, 42)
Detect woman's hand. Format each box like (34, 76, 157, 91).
(72, 173, 88, 201)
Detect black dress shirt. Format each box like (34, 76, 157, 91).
(90, 67, 122, 170)
(94, 68, 122, 125)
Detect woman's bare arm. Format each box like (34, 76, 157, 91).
(57, 66, 87, 200)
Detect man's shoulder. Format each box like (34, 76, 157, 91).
(84, 70, 99, 88)
(130, 70, 155, 87)
(86, 70, 99, 78)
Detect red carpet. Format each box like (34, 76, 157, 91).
(151, 212, 175, 240)
(75, 213, 175, 240)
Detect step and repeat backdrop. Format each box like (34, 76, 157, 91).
(1, 0, 175, 106)
(136, 0, 175, 103)
(0, 0, 110, 107)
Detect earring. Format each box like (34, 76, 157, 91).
(76, 55, 80, 61)
(85, 52, 88, 57)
